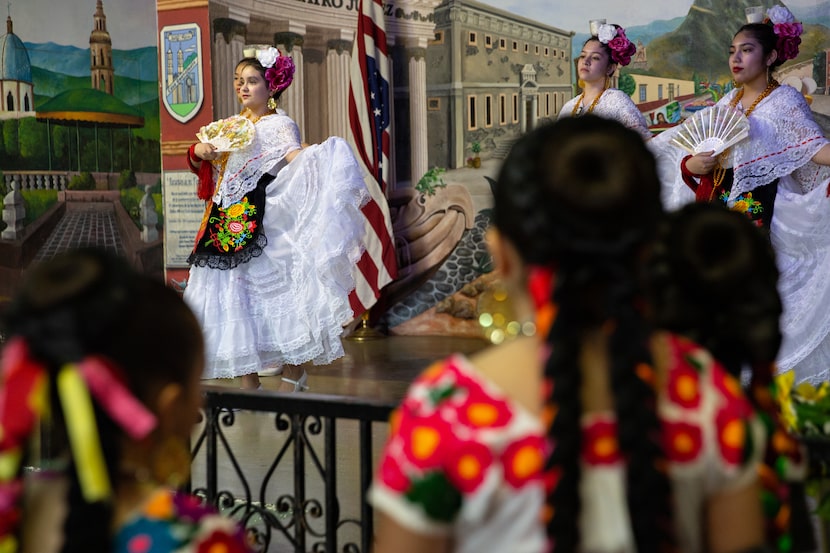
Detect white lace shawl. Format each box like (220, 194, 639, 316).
(212, 110, 302, 208)
(559, 88, 654, 142)
(721, 85, 830, 200)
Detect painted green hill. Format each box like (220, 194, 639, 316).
(646, 0, 830, 81)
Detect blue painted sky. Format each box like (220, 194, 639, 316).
(479, 0, 823, 34)
(8, 0, 156, 50)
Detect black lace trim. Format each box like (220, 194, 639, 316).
(187, 233, 267, 270)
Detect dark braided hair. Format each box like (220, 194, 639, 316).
(2, 248, 203, 552)
(493, 116, 674, 553)
(645, 203, 800, 549)
(646, 202, 782, 380)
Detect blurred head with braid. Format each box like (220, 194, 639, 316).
(492, 115, 672, 553)
(371, 116, 767, 553)
(0, 248, 252, 553)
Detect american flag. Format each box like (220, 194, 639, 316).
(347, 0, 397, 316)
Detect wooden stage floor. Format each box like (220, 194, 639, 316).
(203, 334, 488, 400)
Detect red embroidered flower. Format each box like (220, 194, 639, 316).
(663, 421, 703, 463)
(712, 367, 753, 418)
(378, 451, 411, 493)
(716, 408, 748, 466)
(445, 440, 493, 494)
(455, 388, 513, 430)
(398, 411, 452, 470)
(503, 435, 545, 488)
(195, 529, 249, 553)
(581, 418, 622, 466)
(666, 365, 701, 409)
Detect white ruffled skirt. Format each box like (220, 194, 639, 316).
(772, 178, 830, 384)
(184, 137, 369, 379)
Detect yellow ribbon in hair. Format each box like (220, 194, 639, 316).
(57, 364, 111, 502)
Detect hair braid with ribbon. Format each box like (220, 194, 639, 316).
(493, 116, 674, 553)
(0, 248, 203, 552)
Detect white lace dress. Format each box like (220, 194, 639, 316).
(558, 88, 653, 141)
(650, 85, 830, 384)
(184, 111, 369, 379)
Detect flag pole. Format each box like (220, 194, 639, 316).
(343, 0, 397, 341)
(346, 311, 386, 341)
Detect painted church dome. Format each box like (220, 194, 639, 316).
(0, 16, 32, 83)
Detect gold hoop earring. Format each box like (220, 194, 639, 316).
(150, 436, 191, 488)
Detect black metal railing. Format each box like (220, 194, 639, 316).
(191, 385, 396, 553)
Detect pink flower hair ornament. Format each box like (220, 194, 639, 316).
(255, 46, 295, 94)
(763, 5, 803, 61)
(596, 24, 637, 67)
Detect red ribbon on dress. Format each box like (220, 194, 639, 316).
(188, 144, 215, 201)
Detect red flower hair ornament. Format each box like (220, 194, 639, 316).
(596, 24, 637, 67)
(768, 6, 802, 62)
(255, 46, 295, 94)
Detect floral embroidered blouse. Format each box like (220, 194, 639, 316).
(114, 489, 252, 553)
(370, 335, 764, 553)
(369, 355, 547, 553)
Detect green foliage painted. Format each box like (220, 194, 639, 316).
(117, 169, 137, 190)
(415, 167, 447, 197)
(618, 73, 636, 97)
(121, 187, 163, 230)
(3, 119, 19, 158)
(0, 190, 59, 226)
(68, 172, 96, 191)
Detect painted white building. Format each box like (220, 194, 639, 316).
(0, 14, 35, 119)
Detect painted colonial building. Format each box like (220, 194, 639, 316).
(0, 14, 34, 118)
(90, 0, 115, 95)
(158, 0, 442, 188)
(427, 0, 573, 169)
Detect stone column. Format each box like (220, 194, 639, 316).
(326, 39, 352, 139)
(1, 179, 25, 241)
(406, 46, 428, 184)
(213, 17, 247, 120)
(303, 48, 325, 145)
(274, 31, 306, 139)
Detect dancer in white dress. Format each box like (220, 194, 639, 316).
(558, 22, 652, 141)
(184, 47, 369, 389)
(650, 6, 830, 384)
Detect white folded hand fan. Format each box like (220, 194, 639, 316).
(670, 105, 749, 156)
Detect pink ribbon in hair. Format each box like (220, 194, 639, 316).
(78, 357, 157, 440)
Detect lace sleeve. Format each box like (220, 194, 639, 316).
(215, 113, 302, 207)
(596, 89, 653, 141)
(731, 86, 830, 197)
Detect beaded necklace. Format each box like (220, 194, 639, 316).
(730, 78, 779, 117)
(711, 79, 780, 195)
(572, 85, 607, 116)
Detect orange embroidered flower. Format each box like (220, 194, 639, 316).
(418, 361, 447, 386)
(445, 440, 493, 493)
(195, 529, 249, 553)
(144, 490, 175, 519)
(712, 366, 750, 415)
(398, 411, 452, 469)
(582, 418, 622, 466)
(716, 409, 748, 466)
(666, 365, 701, 409)
(663, 421, 702, 463)
(456, 390, 512, 430)
(502, 435, 545, 488)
